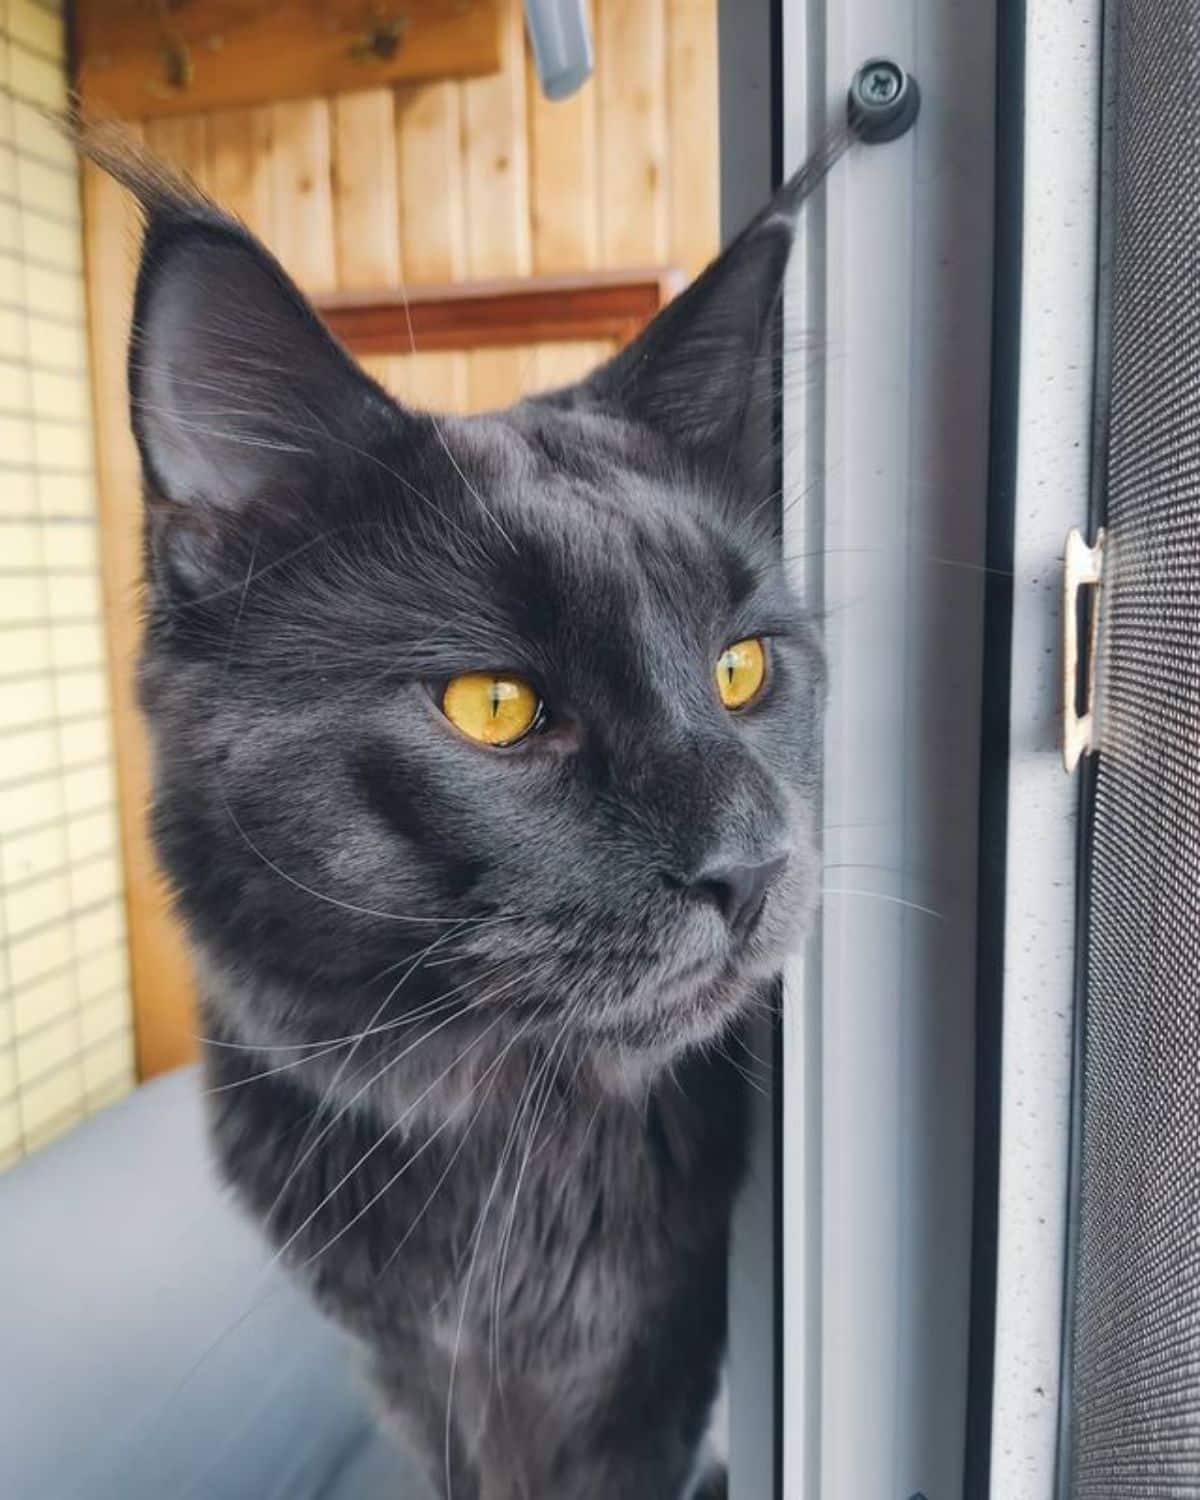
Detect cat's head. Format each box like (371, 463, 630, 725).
(119, 150, 823, 1063)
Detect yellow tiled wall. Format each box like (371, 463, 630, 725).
(0, 0, 135, 1168)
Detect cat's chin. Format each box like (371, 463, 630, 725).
(582, 959, 771, 1071)
(582, 888, 818, 1068)
(584, 990, 756, 1092)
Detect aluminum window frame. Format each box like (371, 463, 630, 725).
(776, 1, 1000, 1494)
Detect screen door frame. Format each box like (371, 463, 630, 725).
(982, 2, 1102, 1495)
(722, 0, 1098, 1491)
(770, 0, 1001, 1494)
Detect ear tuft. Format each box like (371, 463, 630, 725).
(75, 120, 226, 237)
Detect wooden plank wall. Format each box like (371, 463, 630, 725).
(82, 0, 720, 1077)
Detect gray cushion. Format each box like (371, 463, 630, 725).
(0, 1066, 430, 1499)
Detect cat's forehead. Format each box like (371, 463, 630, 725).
(479, 420, 761, 627)
(293, 404, 794, 689)
(448, 405, 756, 577)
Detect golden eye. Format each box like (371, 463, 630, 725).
(715, 637, 767, 710)
(442, 672, 542, 746)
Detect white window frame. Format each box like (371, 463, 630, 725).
(774, 0, 1012, 1494)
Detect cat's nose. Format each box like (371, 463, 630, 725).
(688, 854, 788, 937)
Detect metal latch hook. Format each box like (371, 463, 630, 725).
(1063, 527, 1106, 773)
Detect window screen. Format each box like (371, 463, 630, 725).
(1066, 0, 1200, 1490)
(0, 0, 135, 1169)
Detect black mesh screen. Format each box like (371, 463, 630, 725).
(1068, 2, 1200, 1494)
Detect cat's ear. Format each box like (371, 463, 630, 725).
(85, 133, 395, 583)
(126, 179, 376, 518)
(554, 169, 815, 455)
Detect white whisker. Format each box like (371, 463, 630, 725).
(274, 972, 530, 1266)
(821, 886, 945, 921)
(263, 950, 510, 1231)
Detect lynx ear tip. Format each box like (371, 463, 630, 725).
(72, 116, 218, 232)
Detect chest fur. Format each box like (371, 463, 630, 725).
(206, 1043, 748, 1372)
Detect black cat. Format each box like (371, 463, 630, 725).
(102, 136, 824, 1498)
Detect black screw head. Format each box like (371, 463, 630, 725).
(848, 57, 921, 143)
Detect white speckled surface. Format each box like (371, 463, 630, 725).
(989, 0, 1101, 1491)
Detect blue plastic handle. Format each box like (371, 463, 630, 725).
(523, 0, 594, 100)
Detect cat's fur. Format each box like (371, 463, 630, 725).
(102, 133, 825, 1498)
